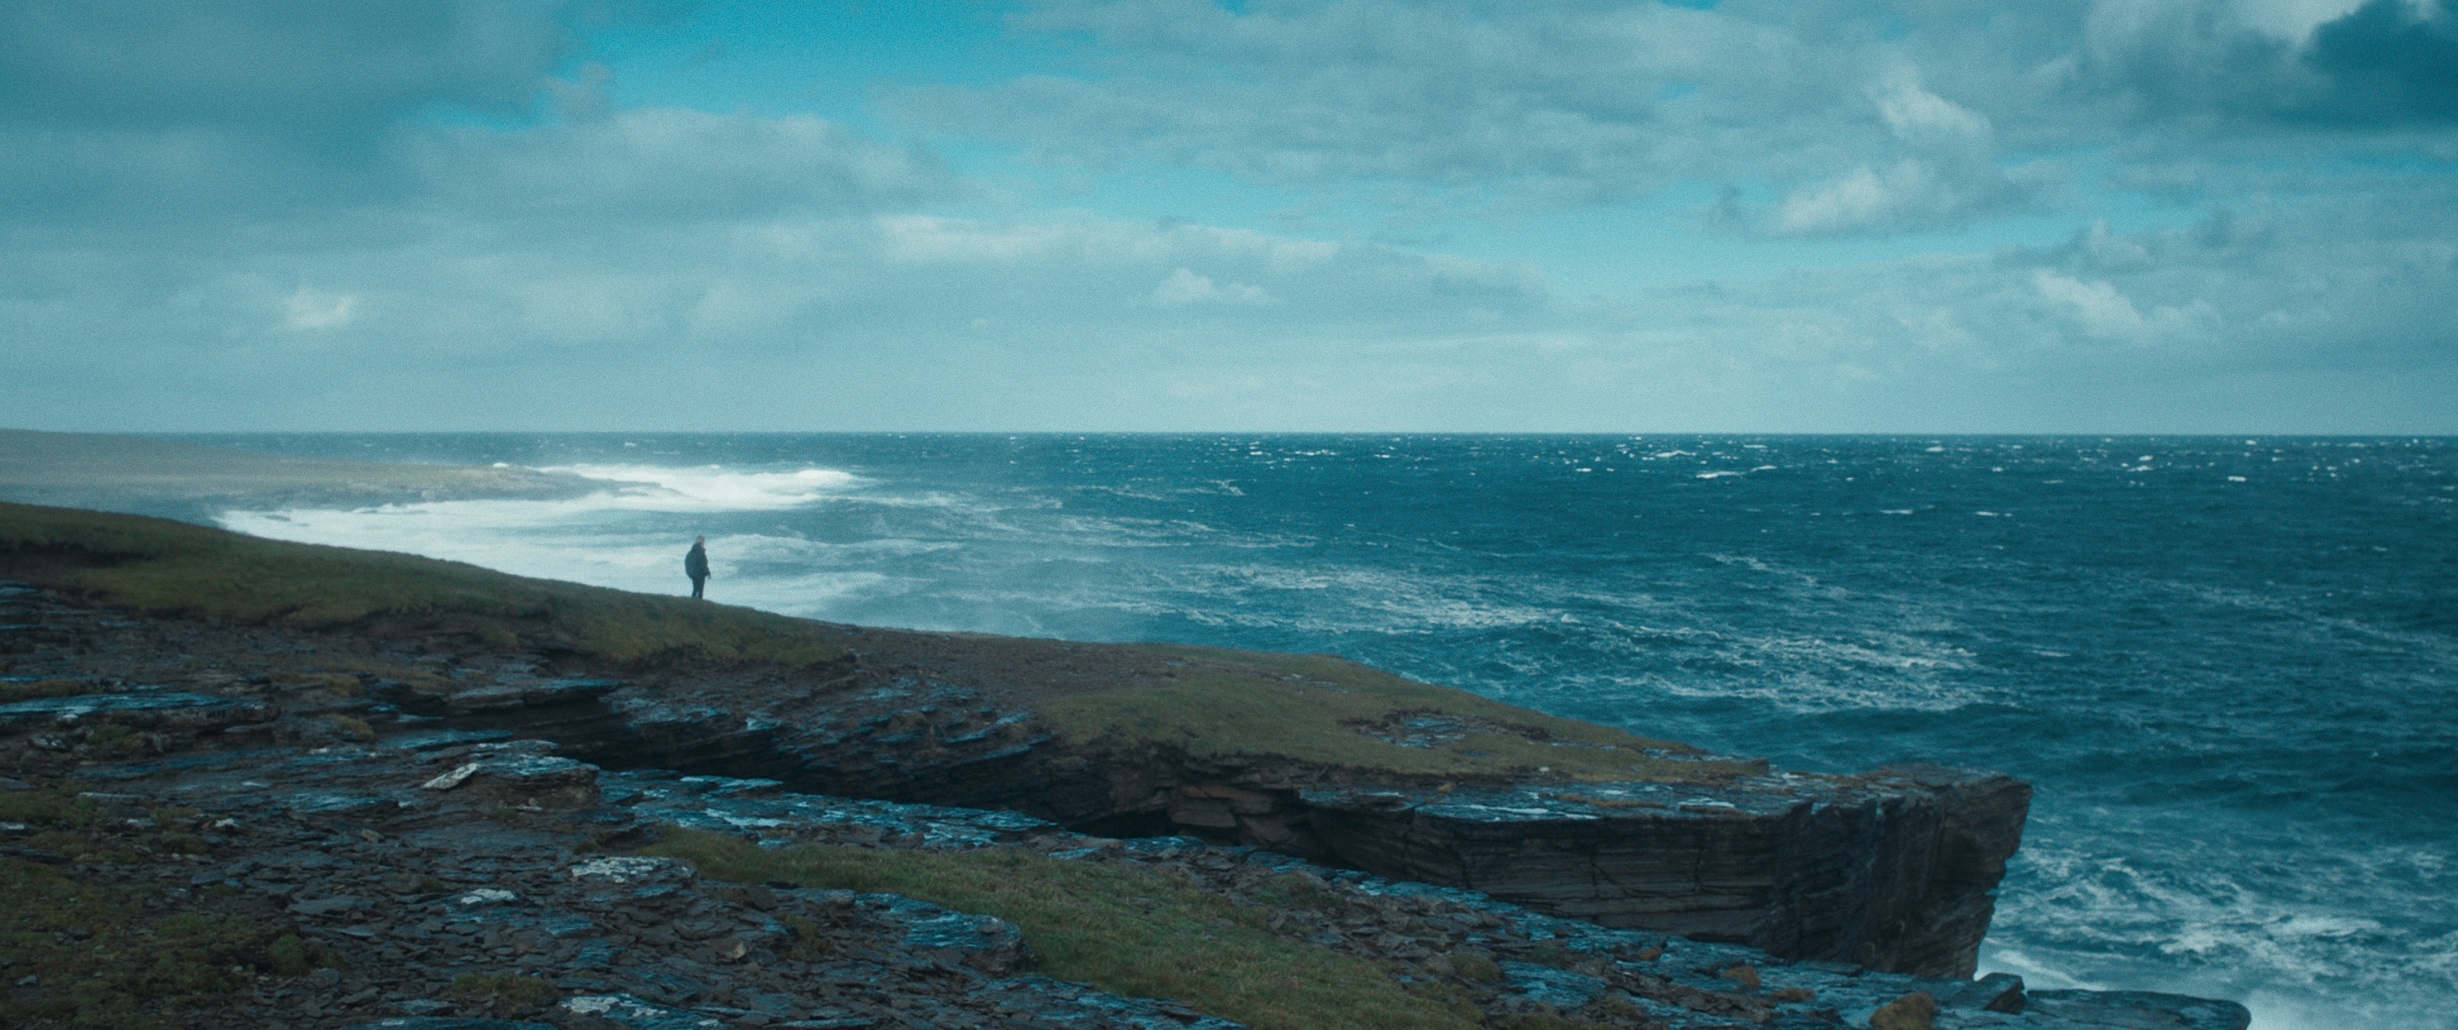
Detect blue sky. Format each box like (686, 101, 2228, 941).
(4, 0, 2455, 432)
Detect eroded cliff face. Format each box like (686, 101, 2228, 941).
(370, 659, 2024, 978)
(0, 577, 2264, 1029)
(1300, 768, 2028, 978)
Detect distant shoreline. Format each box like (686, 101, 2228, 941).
(0, 429, 599, 524)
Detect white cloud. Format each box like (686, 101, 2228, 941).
(2, 1, 2455, 434)
(279, 286, 358, 331)
(1872, 76, 1993, 142)
(414, 108, 962, 218)
(1762, 74, 2032, 236)
(897, 0, 1867, 210)
(2034, 270, 2155, 337)
(1772, 161, 1945, 235)
(1150, 268, 1275, 306)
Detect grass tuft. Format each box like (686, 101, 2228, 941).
(643, 828, 1477, 1030)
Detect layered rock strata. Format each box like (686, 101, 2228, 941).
(376, 656, 2024, 977)
(1301, 767, 2029, 978)
(0, 687, 2248, 1028)
(1, 574, 2082, 1006)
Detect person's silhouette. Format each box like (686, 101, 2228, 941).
(684, 536, 710, 599)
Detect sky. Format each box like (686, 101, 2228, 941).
(3, 0, 2455, 433)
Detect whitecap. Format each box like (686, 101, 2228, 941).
(547, 463, 862, 512)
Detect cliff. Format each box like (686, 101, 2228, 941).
(0, 500, 2252, 1028)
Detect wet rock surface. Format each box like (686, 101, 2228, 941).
(0, 582, 2249, 1029)
(1299, 764, 2030, 978)
(353, 618, 2027, 977)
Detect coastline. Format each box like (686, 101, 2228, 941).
(0, 429, 600, 524)
(0, 492, 2250, 1028)
(0, 435, 2261, 1030)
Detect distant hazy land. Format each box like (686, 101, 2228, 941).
(0, 429, 593, 522)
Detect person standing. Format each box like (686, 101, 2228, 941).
(684, 536, 710, 599)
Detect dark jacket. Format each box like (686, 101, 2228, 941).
(684, 543, 710, 580)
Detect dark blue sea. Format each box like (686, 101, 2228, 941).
(188, 434, 2458, 1030)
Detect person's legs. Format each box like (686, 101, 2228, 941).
(691, 576, 705, 599)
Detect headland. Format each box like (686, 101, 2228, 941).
(0, 431, 2251, 1028)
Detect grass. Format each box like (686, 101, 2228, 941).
(1042, 645, 1748, 782)
(0, 501, 1736, 783)
(0, 778, 305, 1028)
(0, 501, 846, 666)
(643, 828, 1480, 1030)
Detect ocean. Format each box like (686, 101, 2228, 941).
(187, 433, 2457, 1030)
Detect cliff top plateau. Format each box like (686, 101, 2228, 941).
(0, 485, 2250, 1029)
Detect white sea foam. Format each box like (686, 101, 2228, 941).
(545, 463, 863, 511)
(216, 463, 873, 603)
(1994, 834, 2458, 1030)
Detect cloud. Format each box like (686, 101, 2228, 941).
(10, 165, 2449, 433)
(411, 107, 965, 220)
(2304, 0, 2458, 121)
(0, 187, 1570, 430)
(1, 1, 2452, 433)
(2073, 0, 2458, 126)
(1759, 75, 2037, 235)
(1150, 268, 1275, 306)
(2030, 269, 2220, 339)
(280, 287, 359, 331)
(896, 0, 1871, 210)
(892, 0, 2458, 231)
(0, 0, 584, 224)
(0, 0, 574, 139)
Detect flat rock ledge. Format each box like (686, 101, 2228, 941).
(1300, 765, 2028, 979)
(2, 731, 2247, 1029)
(0, 580, 2250, 1028)
(387, 677, 2024, 977)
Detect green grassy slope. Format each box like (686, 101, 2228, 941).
(0, 501, 846, 665)
(1, 500, 1739, 781)
(647, 829, 1483, 1030)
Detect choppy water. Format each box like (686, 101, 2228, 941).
(187, 433, 2458, 1030)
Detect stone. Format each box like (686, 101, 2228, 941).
(1870, 991, 1937, 1030)
(0, 691, 276, 733)
(2024, 990, 2254, 1030)
(422, 764, 479, 790)
(460, 754, 600, 809)
(570, 856, 698, 886)
(455, 889, 519, 907)
(1936, 971, 2025, 1013)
